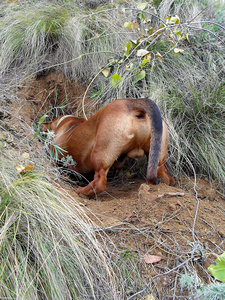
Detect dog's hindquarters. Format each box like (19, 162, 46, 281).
(126, 98, 163, 185)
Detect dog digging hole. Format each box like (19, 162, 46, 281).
(6, 70, 225, 299)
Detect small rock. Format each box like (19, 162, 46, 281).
(168, 203, 176, 211)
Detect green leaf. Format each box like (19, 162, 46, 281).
(208, 252, 225, 282)
(139, 12, 145, 20)
(124, 41, 132, 56)
(137, 2, 147, 10)
(133, 70, 145, 84)
(130, 39, 141, 49)
(112, 74, 121, 88)
(140, 58, 149, 67)
(38, 114, 48, 125)
(33, 132, 38, 139)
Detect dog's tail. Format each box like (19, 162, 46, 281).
(130, 98, 163, 185)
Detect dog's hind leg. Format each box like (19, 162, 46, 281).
(76, 168, 108, 196)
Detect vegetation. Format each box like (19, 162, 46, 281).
(0, 0, 225, 299)
(0, 150, 120, 299)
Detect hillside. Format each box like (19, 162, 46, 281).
(1, 0, 225, 299)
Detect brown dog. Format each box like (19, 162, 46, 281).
(42, 98, 174, 195)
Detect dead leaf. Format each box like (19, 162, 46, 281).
(137, 2, 147, 10)
(16, 163, 34, 174)
(7, 0, 21, 5)
(156, 52, 163, 62)
(101, 67, 111, 78)
(143, 254, 162, 264)
(174, 48, 184, 56)
(137, 49, 150, 57)
(124, 213, 138, 223)
(16, 163, 25, 173)
(124, 22, 138, 30)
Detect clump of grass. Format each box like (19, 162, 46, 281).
(0, 149, 120, 299)
(0, 1, 137, 80)
(148, 24, 225, 180)
(0, 3, 71, 74)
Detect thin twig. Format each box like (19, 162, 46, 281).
(128, 257, 192, 300)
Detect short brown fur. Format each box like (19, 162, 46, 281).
(42, 99, 174, 195)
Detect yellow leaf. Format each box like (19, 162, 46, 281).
(101, 67, 111, 78)
(124, 22, 138, 30)
(126, 172, 132, 178)
(165, 15, 171, 21)
(24, 164, 34, 173)
(179, 34, 187, 41)
(22, 152, 30, 159)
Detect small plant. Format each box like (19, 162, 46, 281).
(33, 114, 67, 163)
(180, 273, 195, 288)
(196, 283, 225, 300)
(60, 155, 77, 167)
(208, 252, 225, 282)
(180, 273, 225, 300)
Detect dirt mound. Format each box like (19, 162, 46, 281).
(16, 70, 94, 122)
(75, 177, 224, 252)
(84, 179, 224, 237)
(60, 174, 224, 298)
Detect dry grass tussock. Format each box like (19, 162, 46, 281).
(0, 126, 121, 299)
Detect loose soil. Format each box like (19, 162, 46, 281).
(2, 71, 225, 299)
